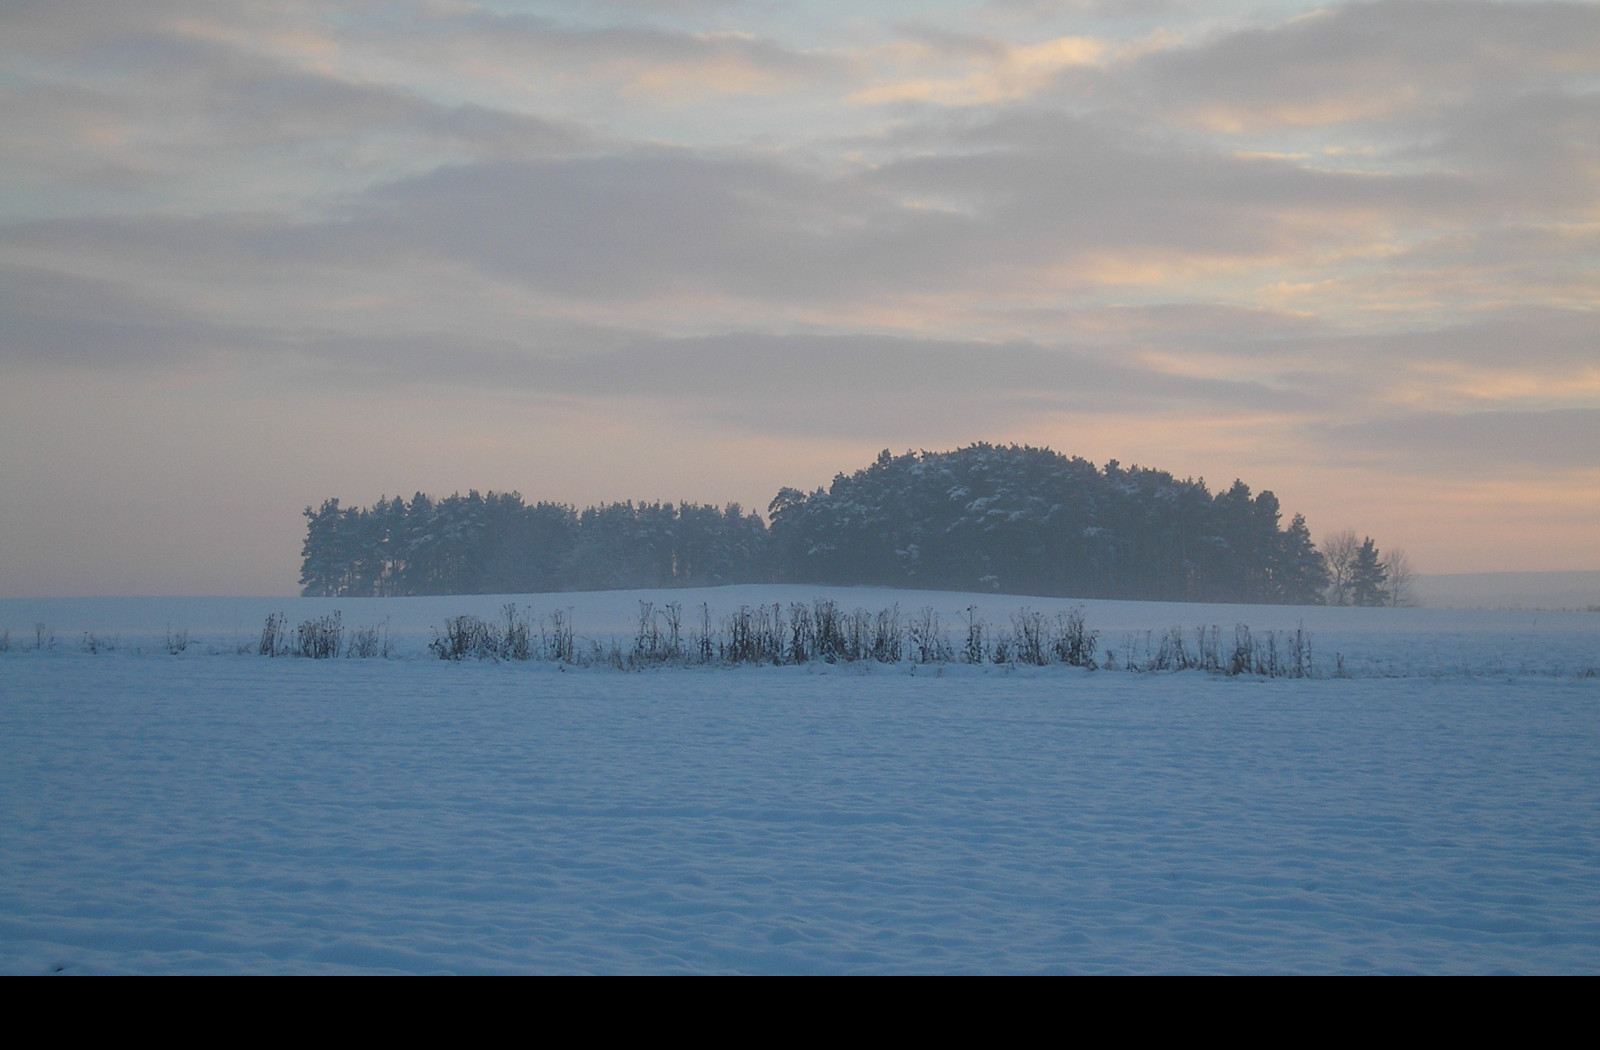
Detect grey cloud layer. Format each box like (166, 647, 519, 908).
(0, 267, 257, 369)
(308, 111, 1497, 307)
(3, 1, 1596, 503)
(1122, 0, 1600, 123)
(1312, 408, 1600, 474)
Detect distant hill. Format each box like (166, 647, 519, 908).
(1415, 571, 1600, 610)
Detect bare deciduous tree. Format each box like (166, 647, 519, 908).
(1321, 528, 1360, 605)
(1382, 547, 1417, 607)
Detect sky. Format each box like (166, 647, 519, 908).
(2, 0, 1596, 596)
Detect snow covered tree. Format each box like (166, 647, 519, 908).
(764, 445, 1323, 603)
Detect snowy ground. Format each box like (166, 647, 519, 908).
(3, 587, 1597, 973)
(5, 584, 1598, 676)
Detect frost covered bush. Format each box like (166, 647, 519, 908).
(961, 606, 986, 664)
(908, 606, 954, 664)
(1052, 607, 1098, 668)
(294, 612, 343, 659)
(1109, 622, 1310, 677)
(544, 608, 576, 664)
(501, 604, 531, 661)
(706, 600, 923, 666)
(239, 598, 1322, 677)
(723, 604, 784, 665)
(259, 613, 288, 656)
(630, 601, 683, 665)
(431, 615, 498, 661)
(869, 605, 902, 663)
(257, 611, 349, 658)
(429, 605, 538, 661)
(346, 618, 391, 659)
(1012, 609, 1048, 666)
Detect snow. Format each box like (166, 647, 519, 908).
(2, 586, 1598, 973)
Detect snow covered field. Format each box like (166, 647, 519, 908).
(3, 587, 1597, 973)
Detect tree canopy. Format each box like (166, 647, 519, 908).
(300, 445, 1356, 604)
(300, 492, 768, 597)
(766, 446, 1329, 604)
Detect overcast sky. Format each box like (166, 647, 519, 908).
(2, 0, 1596, 596)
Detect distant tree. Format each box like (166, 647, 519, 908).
(1272, 513, 1331, 605)
(1382, 547, 1417, 607)
(300, 498, 347, 597)
(1349, 537, 1388, 607)
(1321, 528, 1361, 605)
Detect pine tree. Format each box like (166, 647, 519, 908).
(1349, 537, 1388, 607)
(299, 499, 346, 597)
(1272, 513, 1330, 605)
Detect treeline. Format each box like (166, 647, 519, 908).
(300, 444, 1358, 604)
(299, 493, 769, 597)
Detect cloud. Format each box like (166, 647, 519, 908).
(1411, 89, 1600, 205)
(0, 14, 591, 220)
(8, 121, 1590, 403)
(296, 328, 1287, 450)
(299, 107, 1501, 321)
(347, 6, 847, 108)
(1310, 407, 1600, 475)
(871, 111, 1479, 258)
(1121, 0, 1600, 133)
(1369, 307, 1600, 375)
(850, 33, 1108, 106)
(0, 265, 257, 369)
